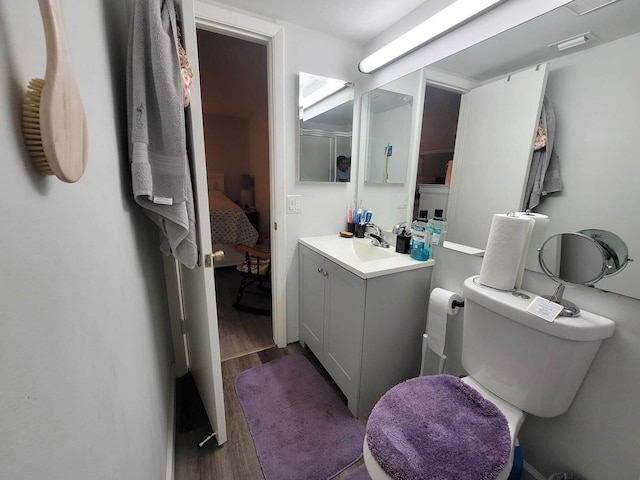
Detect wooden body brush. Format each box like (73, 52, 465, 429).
(22, 0, 88, 183)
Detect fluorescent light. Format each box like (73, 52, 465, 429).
(301, 79, 348, 108)
(556, 35, 588, 51)
(359, 0, 504, 73)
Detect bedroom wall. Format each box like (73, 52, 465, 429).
(203, 113, 251, 204)
(0, 1, 173, 479)
(198, 29, 269, 239)
(248, 101, 270, 238)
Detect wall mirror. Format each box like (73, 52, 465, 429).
(355, 1, 640, 300)
(298, 72, 354, 182)
(361, 78, 414, 185)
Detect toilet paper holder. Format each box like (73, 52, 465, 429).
(452, 299, 465, 309)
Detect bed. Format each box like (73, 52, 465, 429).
(208, 172, 259, 267)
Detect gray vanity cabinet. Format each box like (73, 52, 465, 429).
(299, 244, 432, 417)
(299, 245, 365, 411)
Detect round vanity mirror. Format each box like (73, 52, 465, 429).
(539, 233, 608, 287)
(538, 230, 632, 317)
(577, 229, 631, 277)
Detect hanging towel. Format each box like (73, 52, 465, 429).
(522, 96, 563, 211)
(127, 0, 197, 268)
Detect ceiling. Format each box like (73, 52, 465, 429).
(203, 0, 640, 81)
(430, 0, 640, 81)
(203, 0, 429, 44)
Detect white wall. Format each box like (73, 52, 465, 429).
(0, 1, 173, 478)
(281, 22, 364, 342)
(431, 244, 640, 480)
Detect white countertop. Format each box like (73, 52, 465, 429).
(299, 234, 434, 279)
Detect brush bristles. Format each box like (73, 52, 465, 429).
(22, 78, 53, 175)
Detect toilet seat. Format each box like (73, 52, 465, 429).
(364, 375, 525, 480)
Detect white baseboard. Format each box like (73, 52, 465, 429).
(523, 460, 547, 480)
(166, 365, 177, 480)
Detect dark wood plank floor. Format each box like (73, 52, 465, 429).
(214, 266, 275, 361)
(174, 343, 368, 480)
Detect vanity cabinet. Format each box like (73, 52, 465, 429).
(299, 244, 432, 417)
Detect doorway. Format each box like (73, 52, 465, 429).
(196, 29, 274, 360)
(414, 85, 461, 222)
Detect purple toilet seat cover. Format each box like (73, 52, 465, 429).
(366, 374, 511, 480)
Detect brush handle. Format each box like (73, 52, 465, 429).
(37, 0, 88, 183)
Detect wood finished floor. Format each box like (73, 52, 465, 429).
(174, 343, 369, 480)
(214, 266, 274, 361)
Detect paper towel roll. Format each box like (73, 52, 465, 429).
(515, 212, 550, 274)
(426, 288, 461, 357)
(479, 214, 535, 291)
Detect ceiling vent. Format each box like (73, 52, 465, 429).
(565, 0, 619, 16)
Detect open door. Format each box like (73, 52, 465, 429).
(173, 0, 227, 446)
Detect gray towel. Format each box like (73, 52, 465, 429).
(127, 0, 197, 268)
(522, 95, 563, 211)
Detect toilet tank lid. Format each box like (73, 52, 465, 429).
(463, 276, 616, 342)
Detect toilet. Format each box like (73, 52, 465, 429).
(364, 275, 615, 480)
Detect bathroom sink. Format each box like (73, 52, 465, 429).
(299, 235, 434, 279)
(351, 239, 397, 261)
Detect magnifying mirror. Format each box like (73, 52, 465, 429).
(538, 230, 632, 317)
(577, 229, 632, 277)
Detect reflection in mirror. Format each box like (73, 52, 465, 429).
(355, 3, 640, 299)
(357, 69, 425, 232)
(538, 232, 609, 317)
(299, 72, 354, 182)
(578, 229, 633, 277)
(423, 2, 640, 301)
(361, 74, 422, 185)
(364, 89, 412, 184)
(539, 233, 608, 286)
(414, 86, 461, 221)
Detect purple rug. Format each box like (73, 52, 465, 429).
(344, 464, 372, 480)
(366, 374, 510, 480)
(235, 354, 365, 480)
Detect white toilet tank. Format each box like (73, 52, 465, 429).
(461, 276, 615, 418)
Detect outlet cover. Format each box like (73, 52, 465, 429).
(398, 193, 408, 208)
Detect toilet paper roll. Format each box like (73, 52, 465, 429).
(426, 288, 461, 357)
(479, 214, 535, 291)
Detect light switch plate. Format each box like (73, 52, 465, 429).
(398, 193, 408, 208)
(287, 195, 302, 214)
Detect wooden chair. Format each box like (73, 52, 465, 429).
(232, 244, 271, 316)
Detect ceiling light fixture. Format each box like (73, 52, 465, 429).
(359, 0, 504, 74)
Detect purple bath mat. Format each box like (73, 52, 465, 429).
(344, 464, 372, 480)
(235, 354, 365, 480)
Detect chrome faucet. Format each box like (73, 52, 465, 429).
(365, 224, 390, 248)
(369, 234, 390, 248)
(392, 222, 407, 235)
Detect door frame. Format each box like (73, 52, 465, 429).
(193, 1, 287, 348)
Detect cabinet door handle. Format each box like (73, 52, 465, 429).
(323, 270, 329, 277)
(317, 267, 323, 274)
